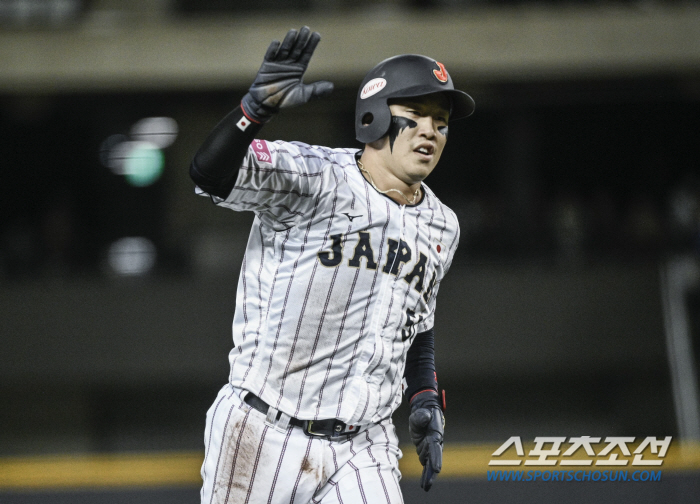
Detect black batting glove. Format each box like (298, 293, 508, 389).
(408, 390, 444, 491)
(241, 26, 334, 123)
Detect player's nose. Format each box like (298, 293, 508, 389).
(416, 116, 438, 138)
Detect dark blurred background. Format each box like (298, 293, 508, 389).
(1, 0, 700, 502)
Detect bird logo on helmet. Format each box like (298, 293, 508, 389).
(355, 54, 475, 144)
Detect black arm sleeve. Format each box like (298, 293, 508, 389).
(189, 104, 265, 199)
(404, 328, 439, 406)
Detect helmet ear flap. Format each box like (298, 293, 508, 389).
(356, 103, 392, 144)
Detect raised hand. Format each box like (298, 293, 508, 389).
(241, 26, 334, 123)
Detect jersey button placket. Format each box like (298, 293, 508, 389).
(387, 205, 407, 334)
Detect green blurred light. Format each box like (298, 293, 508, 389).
(124, 142, 164, 187)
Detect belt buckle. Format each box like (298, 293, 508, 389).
(305, 420, 349, 438)
(305, 420, 328, 437)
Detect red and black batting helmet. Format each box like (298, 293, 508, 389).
(355, 54, 475, 144)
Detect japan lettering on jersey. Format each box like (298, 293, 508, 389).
(197, 139, 460, 425)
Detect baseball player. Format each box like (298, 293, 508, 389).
(190, 26, 474, 504)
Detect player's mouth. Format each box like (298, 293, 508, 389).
(413, 143, 435, 160)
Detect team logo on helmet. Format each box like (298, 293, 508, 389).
(360, 78, 387, 99)
(433, 62, 449, 83)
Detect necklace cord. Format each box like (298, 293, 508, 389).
(357, 159, 420, 205)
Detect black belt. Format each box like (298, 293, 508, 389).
(243, 392, 363, 439)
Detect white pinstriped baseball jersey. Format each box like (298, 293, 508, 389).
(198, 138, 459, 426)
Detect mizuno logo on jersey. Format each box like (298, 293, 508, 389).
(342, 212, 363, 222)
(317, 232, 439, 302)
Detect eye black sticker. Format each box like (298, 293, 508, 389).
(388, 116, 417, 152)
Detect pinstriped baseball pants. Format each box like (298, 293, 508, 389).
(200, 384, 405, 504)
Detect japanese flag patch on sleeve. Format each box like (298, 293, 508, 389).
(236, 116, 252, 131)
